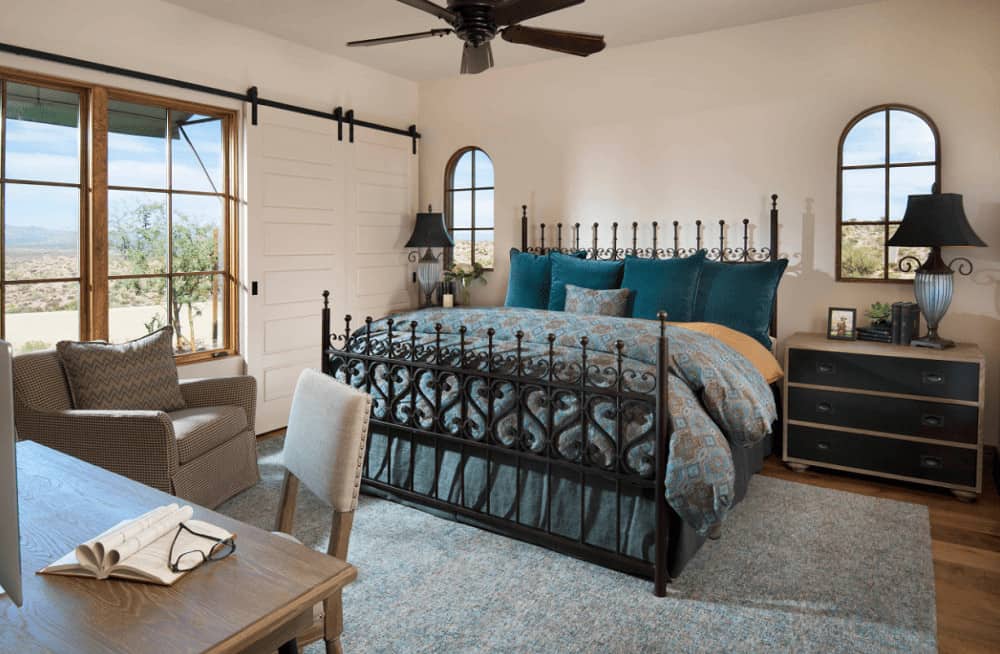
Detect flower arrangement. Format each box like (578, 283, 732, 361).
(443, 262, 487, 305)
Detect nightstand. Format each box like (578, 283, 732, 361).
(783, 332, 985, 500)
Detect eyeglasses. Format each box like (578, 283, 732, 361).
(168, 522, 236, 573)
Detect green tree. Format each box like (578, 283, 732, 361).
(110, 200, 218, 351)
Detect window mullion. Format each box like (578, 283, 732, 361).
(166, 110, 175, 349)
(883, 109, 891, 280)
(88, 86, 109, 341)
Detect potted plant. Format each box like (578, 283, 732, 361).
(443, 262, 487, 306)
(865, 302, 893, 333)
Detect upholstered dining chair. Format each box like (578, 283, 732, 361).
(244, 368, 372, 654)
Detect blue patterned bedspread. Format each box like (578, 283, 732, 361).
(334, 307, 776, 534)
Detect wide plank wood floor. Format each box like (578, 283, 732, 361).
(760, 452, 1000, 654)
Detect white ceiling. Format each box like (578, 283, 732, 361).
(165, 0, 879, 81)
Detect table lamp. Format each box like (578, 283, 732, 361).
(888, 193, 986, 349)
(406, 205, 454, 307)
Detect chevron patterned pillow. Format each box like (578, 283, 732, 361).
(56, 326, 187, 412)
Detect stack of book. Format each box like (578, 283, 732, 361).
(891, 302, 921, 345)
(857, 302, 921, 345)
(857, 325, 893, 343)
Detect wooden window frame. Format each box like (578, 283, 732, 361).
(0, 65, 239, 364)
(444, 146, 494, 270)
(836, 103, 941, 283)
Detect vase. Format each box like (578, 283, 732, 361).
(460, 282, 471, 306)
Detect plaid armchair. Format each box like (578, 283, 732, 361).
(12, 350, 259, 509)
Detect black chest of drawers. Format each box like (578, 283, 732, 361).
(783, 333, 984, 500)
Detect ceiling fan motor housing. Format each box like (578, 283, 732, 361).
(448, 1, 498, 46)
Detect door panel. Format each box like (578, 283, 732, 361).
(244, 108, 417, 433)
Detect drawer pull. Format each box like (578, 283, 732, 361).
(921, 414, 944, 428)
(922, 372, 945, 385)
(816, 362, 836, 375)
(816, 402, 833, 414)
(816, 441, 831, 451)
(919, 455, 943, 470)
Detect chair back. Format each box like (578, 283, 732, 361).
(12, 350, 73, 414)
(281, 369, 372, 513)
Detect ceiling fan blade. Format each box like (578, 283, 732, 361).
(501, 25, 605, 56)
(494, 0, 585, 26)
(460, 42, 494, 75)
(395, 0, 459, 23)
(347, 28, 452, 47)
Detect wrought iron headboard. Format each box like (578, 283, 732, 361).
(519, 193, 781, 336)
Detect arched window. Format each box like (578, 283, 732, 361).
(445, 147, 494, 269)
(837, 105, 940, 281)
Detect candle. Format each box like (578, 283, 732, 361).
(443, 294, 454, 308)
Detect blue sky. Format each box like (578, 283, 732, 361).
(3, 94, 223, 244)
(841, 109, 937, 222)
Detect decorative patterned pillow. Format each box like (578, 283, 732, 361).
(56, 326, 187, 411)
(563, 284, 631, 317)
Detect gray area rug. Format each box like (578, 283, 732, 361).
(217, 437, 937, 653)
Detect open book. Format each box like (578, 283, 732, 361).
(40, 504, 233, 586)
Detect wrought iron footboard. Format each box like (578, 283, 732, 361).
(320, 294, 674, 596)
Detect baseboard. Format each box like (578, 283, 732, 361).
(256, 427, 286, 441)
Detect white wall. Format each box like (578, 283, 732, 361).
(417, 0, 1000, 445)
(0, 0, 419, 386)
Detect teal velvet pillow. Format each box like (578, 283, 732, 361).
(621, 250, 706, 322)
(548, 252, 625, 311)
(693, 258, 788, 348)
(504, 249, 587, 309)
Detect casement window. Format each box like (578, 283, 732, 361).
(0, 69, 238, 361)
(837, 104, 938, 281)
(445, 147, 494, 269)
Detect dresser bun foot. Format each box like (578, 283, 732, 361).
(951, 490, 978, 503)
(786, 462, 810, 473)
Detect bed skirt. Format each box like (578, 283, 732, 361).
(361, 428, 773, 580)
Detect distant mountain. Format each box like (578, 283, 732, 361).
(5, 224, 77, 250)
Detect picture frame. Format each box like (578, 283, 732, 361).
(827, 307, 857, 341)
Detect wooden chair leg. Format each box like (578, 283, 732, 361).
(326, 511, 354, 559)
(323, 512, 353, 654)
(324, 591, 344, 654)
(275, 470, 299, 534)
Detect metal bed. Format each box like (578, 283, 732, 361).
(321, 195, 780, 596)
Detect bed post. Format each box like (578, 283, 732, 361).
(521, 205, 528, 251)
(654, 311, 670, 597)
(769, 194, 779, 338)
(321, 290, 331, 374)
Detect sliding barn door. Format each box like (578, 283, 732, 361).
(244, 108, 416, 433)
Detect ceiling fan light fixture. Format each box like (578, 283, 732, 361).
(460, 41, 494, 74)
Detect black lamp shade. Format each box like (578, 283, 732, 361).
(887, 193, 987, 247)
(405, 210, 454, 248)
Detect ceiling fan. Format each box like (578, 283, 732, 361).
(347, 0, 605, 75)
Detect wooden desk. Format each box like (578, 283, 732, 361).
(1, 441, 356, 653)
